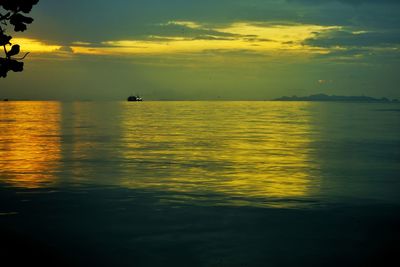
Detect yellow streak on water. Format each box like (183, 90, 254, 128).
(0, 102, 61, 188)
(120, 102, 319, 207)
(0, 101, 320, 208)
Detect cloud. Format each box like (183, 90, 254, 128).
(304, 29, 400, 48)
(318, 79, 333, 84)
(58, 46, 73, 53)
(314, 46, 400, 64)
(72, 41, 92, 46)
(67, 21, 338, 57)
(16, 1, 398, 67)
(26, 0, 400, 46)
(146, 20, 242, 40)
(286, 0, 400, 5)
(11, 38, 61, 53)
(161, 21, 202, 29)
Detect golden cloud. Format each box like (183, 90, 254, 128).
(71, 22, 341, 57)
(11, 22, 342, 58)
(11, 38, 62, 53)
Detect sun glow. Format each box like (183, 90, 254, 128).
(11, 38, 62, 53)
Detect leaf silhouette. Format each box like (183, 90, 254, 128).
(0, 33, 12, 46)
(0, 0, 39, 13)
(7, 44, 20, 57)
(10, 13, 34, 32)
(1, 0, 39, 78)
(9, 59, 24, 72)
(0, 58, 24, 77)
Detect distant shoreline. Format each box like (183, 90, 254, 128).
(273, 94, 399, 103)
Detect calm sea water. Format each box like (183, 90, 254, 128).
(1, 101, 399, 266)
(1, 101, 399, 207)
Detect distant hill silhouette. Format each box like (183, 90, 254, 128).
(274, 94, 399, 103)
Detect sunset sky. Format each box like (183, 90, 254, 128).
(1, 0, 400, 100)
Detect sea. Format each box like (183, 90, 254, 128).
(0, 101, 399, 266)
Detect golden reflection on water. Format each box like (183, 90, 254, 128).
(0, 102, 61, 188)
(120, 102, 319, 207)
(0, 101, 320, 207)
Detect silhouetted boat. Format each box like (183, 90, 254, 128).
(127, 95, 143, 102)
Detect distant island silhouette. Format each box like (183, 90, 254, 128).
(273, 94, 399, 103)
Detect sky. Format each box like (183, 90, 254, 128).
(1, 0, 400, 100)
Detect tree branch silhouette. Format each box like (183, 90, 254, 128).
(0, 0, 39, 78)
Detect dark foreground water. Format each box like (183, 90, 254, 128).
(0, 101, 399, 266)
